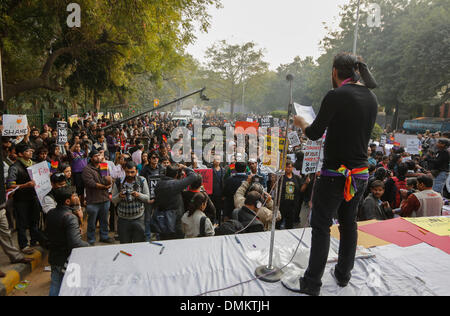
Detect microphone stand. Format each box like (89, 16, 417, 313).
(254, 74, 294, 282)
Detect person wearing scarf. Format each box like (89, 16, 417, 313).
(292, 53, 378, 296)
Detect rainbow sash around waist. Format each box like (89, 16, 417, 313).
(321, 166, 369, 202)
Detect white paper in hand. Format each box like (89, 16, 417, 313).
(294, 103, 316, 125)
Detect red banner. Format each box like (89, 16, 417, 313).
(194, 169, 213, 195)
(235, 121, 259, 135)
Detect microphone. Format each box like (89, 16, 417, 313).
(286, 74, 294, 82)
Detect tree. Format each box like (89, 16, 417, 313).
(203, 40, 269, 115)
(0, 0, 221, 110)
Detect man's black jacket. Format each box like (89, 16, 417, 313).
(46, 205, 89, 267)
(155, 168, 197, 216)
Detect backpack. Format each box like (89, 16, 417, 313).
(392, 177, 407, 208)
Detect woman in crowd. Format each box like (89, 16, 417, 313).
(181, 192, 215, 238)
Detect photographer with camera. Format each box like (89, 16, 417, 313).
(112, 161, 150, 244)
(234, 174, 281, 230)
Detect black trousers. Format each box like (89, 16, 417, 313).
(117, 216, 145, 244)
(14, 197, 44, 249)
(301, 176, 367, 292)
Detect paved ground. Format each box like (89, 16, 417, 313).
(2, 211, 121, 296)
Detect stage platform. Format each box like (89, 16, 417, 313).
(59, 226, 450, 296)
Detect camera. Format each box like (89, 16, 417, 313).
(122, 183, 134, 203)
(251, 174, 264, 184)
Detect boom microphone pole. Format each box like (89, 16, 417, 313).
(254, 74, 295, 282)
(101, 87, 207, 130)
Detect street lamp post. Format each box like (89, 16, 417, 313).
(353, 0, 362, 55)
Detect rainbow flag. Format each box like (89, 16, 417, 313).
(100, 163, 108, 177)
(50, 160, 59, 170)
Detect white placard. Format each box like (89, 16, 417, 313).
(294, 103, 316, 125)
(288, 131, 301, 147)
(27, 161, 52, 207)
(406, 138, 420, 155)
(2, 115, 28, 137)
(302, 138, 324, 174)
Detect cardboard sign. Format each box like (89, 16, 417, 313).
(294, 103, 316, 125)
(57, 121, 68, 145)
(302, 138, 324, 174)
(2, 115, 28, 137)
(27, 161, 52, 207)
(235, 121, 259, 135)
(194, 169, 213, 195)
(288, 131, 301, 147)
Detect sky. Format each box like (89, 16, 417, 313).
(186, 0, 351, 70)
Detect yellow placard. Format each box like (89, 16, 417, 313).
(154, 99, 160, 108)
(404, 217, 450, 236)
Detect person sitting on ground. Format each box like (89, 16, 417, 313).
(233, 174, 281, 230)
(235, 191, 265, 234)
(358, 180, 393, 221)
(181, 192, 215, 238)
(400, 175, 444, 217)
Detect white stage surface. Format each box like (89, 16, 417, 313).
(59, 228, 450, 296)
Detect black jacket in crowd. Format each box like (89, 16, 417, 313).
(223, 173, 248, 218)
(45, 205, 89, 267)
(237, 206, 264, 234)
(155, 167, 197, 216)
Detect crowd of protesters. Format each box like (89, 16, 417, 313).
(0, 110, 448, 295)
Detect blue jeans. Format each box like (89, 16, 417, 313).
(86, 201, 111, 243)
(301, 176, 367, 293)
(432, 171, 448, 194)
(49, 266, 65, 296)
(144, 204, 153, 242)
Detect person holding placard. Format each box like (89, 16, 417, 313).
(7, 143, 44, 253)
(293, 53, 378, 296)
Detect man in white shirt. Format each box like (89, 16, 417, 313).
(132, 144, 144, 166)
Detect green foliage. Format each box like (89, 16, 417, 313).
(0, 0, 221, 110)
(203, 40, 269, 114)
(371, 123, 384, 141)
(271, 111, 288, 118)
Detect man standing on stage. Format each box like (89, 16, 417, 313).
(293, 53, 378, 296)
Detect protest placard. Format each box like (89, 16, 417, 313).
(27, 161, 52, 206)
(406, 138, 420, 155)
(287, 131, 301, 147)
(194, 169, 213, 195)
(260, 116, 273, 128)
(294, 103, 316, 125)
(302, 137, 324, 174)
(2, 114, 28, 137)
(380, 134, 387, 147)
(57, 121, 68, 145)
